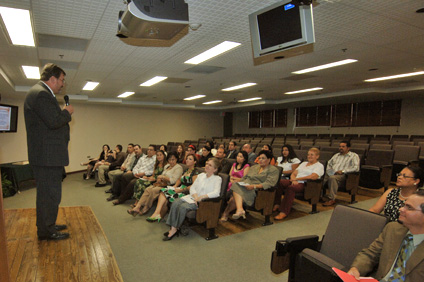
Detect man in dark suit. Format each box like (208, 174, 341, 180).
(348, 190, 424, 281)
(24, 63, 74, 241)
(226, 141, 238, 159)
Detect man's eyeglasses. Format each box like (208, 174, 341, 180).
(400, 202, 423, 212)
(396, 173, 415, 179)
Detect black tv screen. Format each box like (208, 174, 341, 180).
(257, 4, 302, 50)
(0, 104, 18, 133)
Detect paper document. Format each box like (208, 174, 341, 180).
(181, 194, 195, 204)
(332, 267, 378, 282)
(238, 182, 249, 186)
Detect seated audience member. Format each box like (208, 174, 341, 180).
(159, 144, 168, 156)
(187, 144, 201, 161)
(369, 166, 424, 222)
(206, 140, 217, 156)
(95, 144, 126, 187)
(145, 154, 199, 222)
(82, 144, 110, 180)
(242, 143, 257, 163)
(106, 143, 136, 190)
(276, 144, 301, 178)
(322, 140, 360, 206)
(176, 143, 186, 163)
(130, 150, 167, 210)
(273, 144, 301, 211)
(163, 158, 222, 241)
(106, 145, 156, 205)
(254, 144, 276, 165)
(274, 148, 324, 220)
(226, 150, 250, 193)
(214, 147, 232, 174)
(220, 150, 279, 221)
(198, 146, 213, 167)
(347, 190, 424, 281)
(128, 152, 183, 215)
(226, 141, 238, 159)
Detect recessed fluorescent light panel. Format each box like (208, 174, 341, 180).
(83, 82, 99, 91)
(292, 59, 358, 74)
(202, 100, 222, 105)
(22, 66, 40, 79)
(222, 83, 257, 91)
(364, 71, 424, 82)
(184, 95, 206, 101)
(238, 97, 262, 103)
(140, 76, 167, 87)
(118, 92, 135, 98)
(184, 41, 241, 65)
(285, 87, 323, 95)
(0, 7, 35, 46)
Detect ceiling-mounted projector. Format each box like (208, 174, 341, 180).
(117, 0, 189, 46)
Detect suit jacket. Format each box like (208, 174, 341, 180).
(226, 150, 238, 159)
(24, 82, 72, 167)
(351, 222, 424, 282)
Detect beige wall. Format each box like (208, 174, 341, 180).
(0, 97, 223, 172)
(233, 97, 424, 136)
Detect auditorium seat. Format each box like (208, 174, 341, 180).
(359, 149, 394, 190)
(270, 205, 388, 281)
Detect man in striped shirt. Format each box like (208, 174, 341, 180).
(323, 141, 360, 206)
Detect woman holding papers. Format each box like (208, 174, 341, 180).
(220, 150, 279, 221)
(146, 154, 199, 222)
(128, 152, 182, 216)
(369, 166, 424, 221)
(274, 148, 324, 220)
(163, 158, 222, 241)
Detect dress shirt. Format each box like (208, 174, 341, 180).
(295, 162, 324, 183)
(121, 152, 135, 171)
(190, 173, 222, 199)
(327, 151, 360, 174)
(41, 81, 55, 97)
(132, 154, 156, 176)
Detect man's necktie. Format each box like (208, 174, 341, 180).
(387, 234, 414, 282)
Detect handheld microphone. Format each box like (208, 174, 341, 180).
(64, 95, 70, 106)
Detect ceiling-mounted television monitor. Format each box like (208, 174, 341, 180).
(249, 0, 315, 58)
(0, 104, 18, 133)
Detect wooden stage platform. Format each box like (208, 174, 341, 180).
(4, 206, 123, 282)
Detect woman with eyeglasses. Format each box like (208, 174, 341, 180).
(369, 166, 424, 222)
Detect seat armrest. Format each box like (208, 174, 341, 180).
(381, 164, 393, 169)
(201, 196, 222, 203)
(275, 235, 320, 256)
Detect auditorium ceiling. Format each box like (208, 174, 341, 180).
(0, 0, 423, 111)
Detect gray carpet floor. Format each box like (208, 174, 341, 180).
(3, 173, 379, 282)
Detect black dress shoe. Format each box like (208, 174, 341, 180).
(95, 183, 106, 187)
(106, 195, 117, 201)
(54, 224, 67, 231)
(38, 232, 70, 241)
(162, 230, 179, 241)
(105, 188, 113, 193)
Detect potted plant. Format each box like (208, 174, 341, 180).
(1, 173, 16, 198)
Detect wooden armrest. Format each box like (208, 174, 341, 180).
(345, 172, 360, 192)
(255, 188, 276, 216)
(196, 200, 222, 229)
(304, 179, 322, 204)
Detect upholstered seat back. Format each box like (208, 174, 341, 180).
(319, 205, 387, 267)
